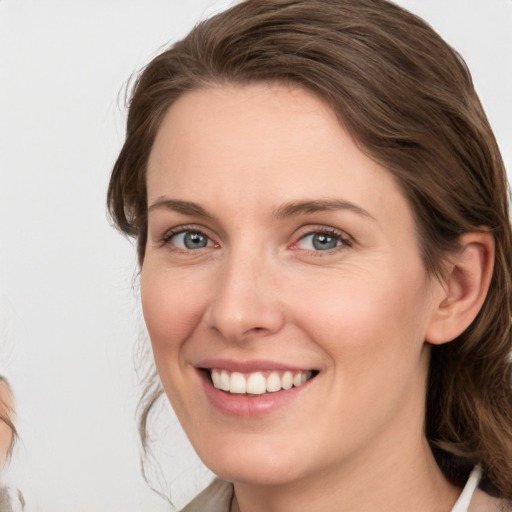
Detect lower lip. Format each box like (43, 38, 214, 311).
(200, 371, 313, 417)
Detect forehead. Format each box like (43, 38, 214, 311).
(148, 83, 345, 180)
(146, 83, 413, 230)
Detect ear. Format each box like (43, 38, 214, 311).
(426, 232, 495, 345)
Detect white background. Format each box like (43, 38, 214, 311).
(0, 1, 511, 511)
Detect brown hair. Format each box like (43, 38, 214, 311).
(108, 0, 512, 498)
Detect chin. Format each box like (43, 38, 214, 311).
(198, 441, 309, 486)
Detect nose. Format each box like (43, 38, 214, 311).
(205, 249, 286, 343)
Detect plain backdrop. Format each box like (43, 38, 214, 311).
(0, 1, 511, 511)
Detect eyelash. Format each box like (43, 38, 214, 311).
(160, 225, 216, 250)
(292, 227, 352, 255)
(159, 225, 352, 254)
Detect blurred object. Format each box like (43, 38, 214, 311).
(0, 486, 25, 512)
(0, 377, 16, 467)
(0, 378, 24, 511)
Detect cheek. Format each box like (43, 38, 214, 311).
(140, 265, 208, 357)
(0, 422, 12, 457)
(291, 262, 433, 366)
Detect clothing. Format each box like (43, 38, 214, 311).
(451, 466, 482, 512)
(180, 466, 484, 512)
(181, 479, 233, 512)
(0, 486, 25, 512)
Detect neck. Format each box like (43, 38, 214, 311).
(231, 434, 460, 512)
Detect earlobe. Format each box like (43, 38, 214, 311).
(426, 232, 495, 345)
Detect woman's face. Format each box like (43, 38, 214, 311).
(141, 84, 445, 486)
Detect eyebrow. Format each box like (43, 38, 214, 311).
(148, 198, 212, 218)
(147, 197, 375, 221)
(273, 199, 375, 220)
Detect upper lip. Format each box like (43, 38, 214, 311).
(196, 358, 316, 373)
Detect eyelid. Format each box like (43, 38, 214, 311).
(289, 225, 353, 251)
(160, 224, 219, 249)
(156, 223, 352, 253)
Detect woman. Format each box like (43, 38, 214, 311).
(108, 0, 512, 510)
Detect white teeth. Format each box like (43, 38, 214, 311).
(266, 372, 281, 392)
(211, 369, 221, 388)
(210, 369, 314, 395)
(246, 372, 267, 394)
(230, 372, 247, 394)
(220, 370, 230, 391)
(281, 371, 293, 390)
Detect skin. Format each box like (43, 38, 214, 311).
(0, 380, 14, 472)
(141, 83, 473, 511)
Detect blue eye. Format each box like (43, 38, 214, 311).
(296, 231, 348, 251)
(169, 231, 213, 249)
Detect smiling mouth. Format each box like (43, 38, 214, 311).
(206, 369, 318, 395)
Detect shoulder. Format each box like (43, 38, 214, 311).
(469, 489, 511, 512)
(0, 486, 25, 512)
(180, 479, 234, 512)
